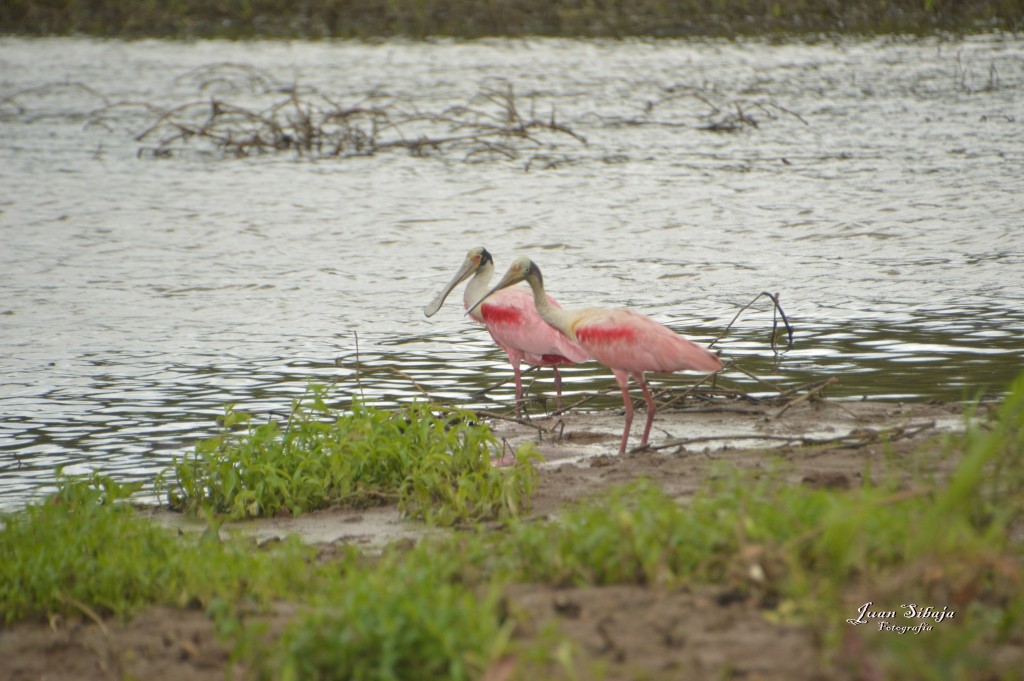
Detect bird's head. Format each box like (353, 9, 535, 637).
(423, 246, 493, 317)
(464, 246, 493, 271)
(466, 257, 540, 316)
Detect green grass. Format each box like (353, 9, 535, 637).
(156, 388, 541, 525)
(0, 472, 510, 679)
(3, 375, 1024, 678)
(245, 550, 510, 681)
(0, 470, 325, 624)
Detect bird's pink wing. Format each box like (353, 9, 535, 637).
(480, 287, 589, 366)
(573, 307, 720, 374)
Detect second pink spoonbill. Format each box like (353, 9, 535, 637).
(470, 257, 721, 454)
(424, 247, 588, 416)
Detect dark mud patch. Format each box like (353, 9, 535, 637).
(1, 607, 232, 681)
(504, 583, 832, 680)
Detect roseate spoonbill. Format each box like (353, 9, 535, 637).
(470, 257, 721, 454)
(424, 247, 588, 416)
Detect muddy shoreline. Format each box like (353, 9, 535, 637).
(149, 399, 968, 545)
(2, 400, 974, 680)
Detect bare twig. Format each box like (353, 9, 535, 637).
(709, 291, 793, 353)
(657, 367, 725, 411)
(475, 409, 549, 435)
(62, 596, 110, 637)
(353, 331, 363, 401)
(550, 386, 618, 416)
(726, 362, 788, 397)
(1, 82, 111, 116)
(643, 419, 937, 454)
(776, 376, 838, 399)
(175, 62, 280, 94)
(771, 377, 838, 420)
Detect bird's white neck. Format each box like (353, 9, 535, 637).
(464, 261, 494, 319)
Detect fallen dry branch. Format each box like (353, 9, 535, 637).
(771, 376, 839, 420)
(641, 419, 939, 455)
(654, 366, 725, 412)
(717, 362, 790, 398)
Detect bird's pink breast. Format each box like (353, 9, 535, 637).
(480, 304, 524, 326)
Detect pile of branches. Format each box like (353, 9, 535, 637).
(115, 64, 586, 162)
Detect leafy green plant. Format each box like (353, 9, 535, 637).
(157, 388, 540, 525)
(0, 469, 321, 624)
(475, 480, 726, 587)
(248, 544, 510, 681)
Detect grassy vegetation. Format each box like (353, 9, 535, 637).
(2, 0, 1021, 38)
(0, 471, 509, 679)
(477, 444, 1024, 676)
(2, 374, 1023, 678)
(0, 470, 325, 624)
(243, 551, 511, 681)
(157, 387, 541, 525)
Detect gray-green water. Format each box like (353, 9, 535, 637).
(1, 36, 1022, 509)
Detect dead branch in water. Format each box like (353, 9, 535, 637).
(107, 67, 586, 161)
(0, 82, 110, 118)
(710, 290, 794, 354)
(174, 62, 280, 94)
(603, 84, 808, 134)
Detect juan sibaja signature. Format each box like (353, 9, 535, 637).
(847, 602, 955, 634)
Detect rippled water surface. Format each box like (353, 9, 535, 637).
(1, 36, 1022, 509)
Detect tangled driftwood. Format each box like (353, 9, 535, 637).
(116, 64, 586, 162)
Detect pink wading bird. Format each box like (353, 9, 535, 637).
(470, 257, 722, 454)
(424, 247, 589, 416)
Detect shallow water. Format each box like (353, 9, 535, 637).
(1, 35, 1022, 509)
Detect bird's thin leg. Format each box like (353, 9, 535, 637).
(613, 370, 633, 455)
(511, 360, 524, 418)
(636, 372, 656, 447)
(553, 367, 563, 411)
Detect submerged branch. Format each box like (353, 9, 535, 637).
(710, 290, 794, 353)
